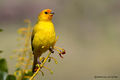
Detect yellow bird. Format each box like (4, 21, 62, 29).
(31, 9, 56, 73)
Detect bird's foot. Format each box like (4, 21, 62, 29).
(49, 48, 54, 53)
(37, 58, 41, 65)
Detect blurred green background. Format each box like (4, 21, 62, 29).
(0, 0, 120, 80)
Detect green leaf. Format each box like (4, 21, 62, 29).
(22, 78, 29, 80)
(24, 71, 33, 76)
(6, 75, 16, 80)
(0, 50, 3, 53)
(16, 67, 21, 71)
(0, 71, 8, 80)
(22, 71, 33, 80)
(0, 59, 8, 72)
(0, 29, 3, 32)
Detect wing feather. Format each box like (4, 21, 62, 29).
(31, 30, 34, 52)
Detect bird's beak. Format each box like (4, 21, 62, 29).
(50, 12, 55, 15)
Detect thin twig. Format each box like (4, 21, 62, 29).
(29, 51, 52, 80)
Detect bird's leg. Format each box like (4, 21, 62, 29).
(37, 57, 41, 65)
(49, 47, 54, 53)
(37, 57, 45, 65)
(40, 57, 45, 63)
(34, 57, 45, 71)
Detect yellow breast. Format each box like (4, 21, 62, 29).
(32, 21, 56, 52)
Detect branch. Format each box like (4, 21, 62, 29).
(29, 51, 52, 80)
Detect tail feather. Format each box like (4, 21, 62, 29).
(32, 55, 37, 73)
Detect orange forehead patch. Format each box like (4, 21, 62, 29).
(46, 9, 51, 13)
(40, 9, 52, 15)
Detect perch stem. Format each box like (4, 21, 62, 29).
(29, 51, 51, 80)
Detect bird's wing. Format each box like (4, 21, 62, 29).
(31, 30, 34, 52)
(31, 22, 39, 52)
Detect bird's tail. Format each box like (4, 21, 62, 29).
(32, 55, 37, 73)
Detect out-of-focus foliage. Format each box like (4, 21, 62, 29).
(0, 29, 3, 54)
(13, 19, 33, 80)
(0, 68, 16, 80)
(6, 75, 16, 80)
(0, 50, 3, 53)
(0, 59, 8, 73)
(0, 53, 16, 80)
(0, 71, 8, 80)
(0, 29, 3, 32)
(0, 29, 16, 80)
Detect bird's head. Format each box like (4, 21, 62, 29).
(38, 9, 54, 21)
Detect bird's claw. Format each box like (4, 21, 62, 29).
(49, 48, 54, 53)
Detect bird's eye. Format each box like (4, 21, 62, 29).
(45, 12, 48, 14)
